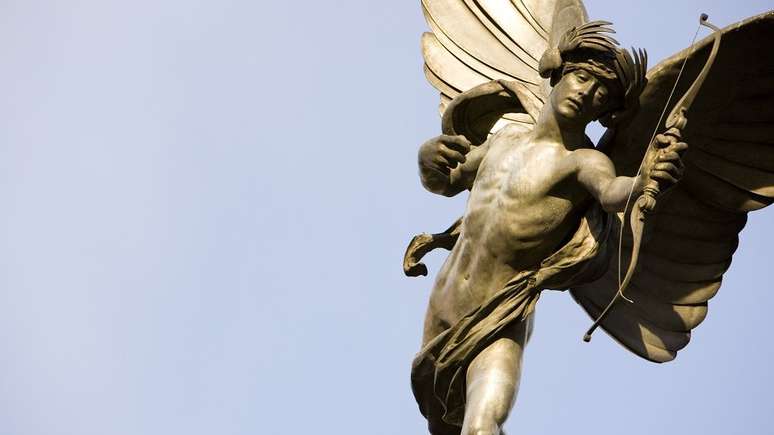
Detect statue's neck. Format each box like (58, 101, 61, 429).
(531, 104, 589, 150)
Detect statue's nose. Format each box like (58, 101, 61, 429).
(578, 82, 595, 98)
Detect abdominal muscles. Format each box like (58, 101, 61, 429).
(430, 139, 584, 322)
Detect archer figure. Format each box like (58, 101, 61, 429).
(404, 1, 774, 434)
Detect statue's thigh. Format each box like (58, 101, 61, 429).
(464, 319, 530, 421)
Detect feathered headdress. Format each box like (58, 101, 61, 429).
(539, 21, 648, 126)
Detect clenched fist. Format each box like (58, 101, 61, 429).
(642, 127, 688, 190)
(418, 135, 472, 176)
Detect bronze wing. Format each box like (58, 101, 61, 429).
(420, 0, 589, 135)
(570, 11, 774, 363)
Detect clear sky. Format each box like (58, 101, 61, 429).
(1, 1, 773, 434)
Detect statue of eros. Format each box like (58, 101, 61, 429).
(403, 1, 774, 434)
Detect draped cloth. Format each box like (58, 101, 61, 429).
(410, 205, 612, 433)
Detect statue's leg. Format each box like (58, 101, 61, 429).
(459, 315, 532, 435)
(420, 308, 462, 435)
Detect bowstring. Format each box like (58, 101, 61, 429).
(616, 24, 703, 294)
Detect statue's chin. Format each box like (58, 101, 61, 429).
(555, 107, 583, 123)
(555, 102, 598, 127)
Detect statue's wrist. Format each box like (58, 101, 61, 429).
(634, 173, 648, 194)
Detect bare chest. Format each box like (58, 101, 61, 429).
(461, 135, 586, 255)
(473, 138, 571, 201)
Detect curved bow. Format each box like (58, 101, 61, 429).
(583, 14, 722, 342)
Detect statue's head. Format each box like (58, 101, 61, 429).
(539, 21, 647, 127)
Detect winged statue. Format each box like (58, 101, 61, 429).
(403, 1, 774, 434)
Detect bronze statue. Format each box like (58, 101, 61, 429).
(403, 1, 774, 434)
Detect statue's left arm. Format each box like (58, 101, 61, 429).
(566, 12, 774, 363)
(572, 134, 687, 212)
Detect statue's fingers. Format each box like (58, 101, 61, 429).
(437, 134, 461, 143)
(443, 141, 471, 155)
(439, 135, 471, 153)
(651, 170, 678, 185)
(655, 162, 684, 179)
(670, 141, 688, 153)
(658, 151, 685, 172)
(659, 150, 681, 162)
(655, 133, 674, 148)
(665, 127, 682, 139)
(432, 156, 452, 174)
(452, 134, 471, 145)
(654, 162, 678, 172)
(439, 145, 467, 165)
(439, 153, 464, 170)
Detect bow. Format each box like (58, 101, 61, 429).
(583, 14, 722, 342)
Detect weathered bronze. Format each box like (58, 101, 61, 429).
(404, 2, 774, 434)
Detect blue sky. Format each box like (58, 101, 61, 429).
(1, 1, 773, 434)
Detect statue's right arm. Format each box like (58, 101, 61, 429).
(418, 135, 487, 197)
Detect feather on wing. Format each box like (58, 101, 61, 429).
(421, 0, 589, 124)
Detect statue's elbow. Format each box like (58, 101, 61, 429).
(600, 197, 626, 213)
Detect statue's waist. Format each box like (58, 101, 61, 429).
(457, 216, 580, 268)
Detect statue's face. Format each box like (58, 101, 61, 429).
(550, 68, 618, 125)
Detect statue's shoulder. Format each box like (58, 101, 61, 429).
(567, 145, 613, 170)
(486, 123, 533, 147)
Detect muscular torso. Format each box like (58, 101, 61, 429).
(426, 126, 592, 334)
